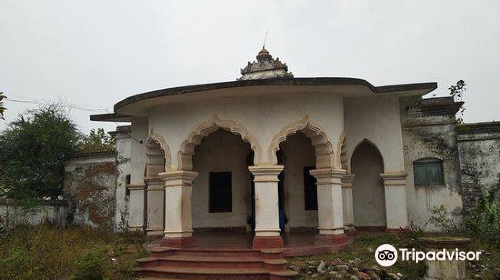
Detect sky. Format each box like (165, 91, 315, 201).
(1, 0, 499, 134)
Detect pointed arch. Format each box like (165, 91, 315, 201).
(351, 138, 386, 227)
(350, 138, 384, 172)
(148, 128, 172, 171)
(268, 116, 335, 169)
(177, 114, 262, 170)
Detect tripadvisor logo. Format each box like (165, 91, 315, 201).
(375, 244, 481, 267)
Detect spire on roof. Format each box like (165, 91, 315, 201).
(238, 48, 293, 81)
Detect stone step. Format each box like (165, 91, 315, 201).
(138, 256, 288, 271)
(135, 267, 270, 280)
(137, 256, 266, 269)
(150, 247, 262, 258)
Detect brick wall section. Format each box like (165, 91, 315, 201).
(64, 151, 117, 228)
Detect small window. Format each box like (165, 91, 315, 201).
(209, 171, 232, 212)
(304, 167, 318, 210)
(413, 158, 444, 186)
(125, 174, 131, 196)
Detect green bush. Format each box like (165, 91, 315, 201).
(465, 174, 500, 248)
(71, 249, 110, 280)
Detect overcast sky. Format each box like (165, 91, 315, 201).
(1, 0, 499, 134)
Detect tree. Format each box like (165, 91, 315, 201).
(0, 92, 6, 120)
(0, 104, 80, 200)
(79, 128, 115, 153)
(449, 80, 467, 123)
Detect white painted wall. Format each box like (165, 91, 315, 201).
(344, 96, 405, 172)
(148, 92, 344, 169)
(131, 118, 148, 184)
(280, 132, 318, 230)
(191, 129, 252, 229)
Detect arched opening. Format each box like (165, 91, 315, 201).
(191, 128, 253, 232)
(277, 132, 318, 233)
(351, 140, 386, 229)
(146, 138, 166, 177)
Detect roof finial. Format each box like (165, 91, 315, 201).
(263, 30, 268, 49)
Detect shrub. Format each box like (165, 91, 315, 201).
(71, 248, 110, 280)
(465, 174, 500, 248)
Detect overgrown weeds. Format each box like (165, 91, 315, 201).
(0, 224, 146, 280)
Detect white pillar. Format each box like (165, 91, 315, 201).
(159, 170, 198, 248)
(127, 184, 146, 232)
(380, 172, 409, 231)
(248, 165, 284, 249)
(310, 168, 347, 244)
(146, 178, 164, 238)
(341, 174, 355, 231)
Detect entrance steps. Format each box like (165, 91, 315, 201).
(135, 247, 298, 280)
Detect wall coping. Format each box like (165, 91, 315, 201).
(69, 151, 116, 160)
(0, 198, 68, 207)
(457, 121, 500, 135)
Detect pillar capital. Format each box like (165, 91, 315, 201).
(341, 174, 355, 188)
(310, 168, 346, 185)
(159, 170, 198, 186)
(127, 183, 146, 191)
(145, 177, 164, 191)
(248, 165, 284, 182)
(380, 172, 407, 186)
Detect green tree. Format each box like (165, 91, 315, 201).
(449, 80, 467, 123)
(0, 104, 79, 200)
(79, 128, 115, 153)
(0, 92, 6, 120)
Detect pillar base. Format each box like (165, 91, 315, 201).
(146, 230, 164, 240)
(314, 233, 348, 245)
(161, 236, 196, 248)
(385, 227, 411, 233)
(253, 236, 284, 249)
(344, 225, 355, 232)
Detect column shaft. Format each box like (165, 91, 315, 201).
(341, 174, 355, 231)
(159, 170, 198, 248)
(127, 184, 146, 232)
(310, 168, 348, 245)
(146, 178, 165, 238)
(380, 172, 409, 231)
(249, 165, 284, 249)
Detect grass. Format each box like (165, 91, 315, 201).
(0, 226, 498, 280)
(288, 232, 500, 280)
(0, 225, 147, 280)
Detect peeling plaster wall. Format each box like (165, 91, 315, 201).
(0, 199, 68, 228)
(113, 128, 132, 230)
(64, 152, 117, 227)
(458, 124, 500, 213)
(400, 97, 463, 231)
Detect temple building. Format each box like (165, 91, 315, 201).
(87, 48, 500, 253)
